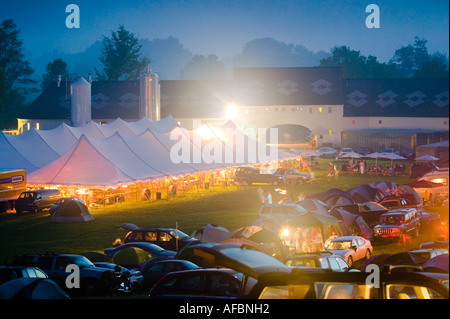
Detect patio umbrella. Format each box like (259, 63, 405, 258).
(379, 153, 406, 166)
(365, 152, 384, 165)
(300, 149, 320, 157)
(414, 154, 439, 162)
(340, 151, 363, 159)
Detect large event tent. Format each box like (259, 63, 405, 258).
(2, 116, 295, 186)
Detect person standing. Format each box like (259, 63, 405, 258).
(257, 186, 264, 204)
(360, 160, 365, 174)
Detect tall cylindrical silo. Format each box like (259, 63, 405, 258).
(139, 68, 153, 119)
(71, 77, 91, 127)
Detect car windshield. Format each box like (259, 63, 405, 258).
(327, 241, 352, 250)
(379, 215, 404, 225)
(170, 230, 189, 239)
(71, 256, 95, 268)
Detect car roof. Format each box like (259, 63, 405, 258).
(331, 236, 360, 241)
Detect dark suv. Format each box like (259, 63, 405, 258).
(373, 208, 421, 241)
(118, 225, 198, 251)
(410, 162, 439, 179)
(12, 254, 113, 295)
(15, 189, 61, 214)
(234, 167, 285, 186)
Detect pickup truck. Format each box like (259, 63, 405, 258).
(12, 253, 113, 295)
(234, 167, 285, 186)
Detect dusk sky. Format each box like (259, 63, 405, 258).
(0, 0, 448, 62)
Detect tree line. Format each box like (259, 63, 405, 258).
(1, 20, 449, 130)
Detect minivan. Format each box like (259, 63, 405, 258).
(15, 189, 61, 214)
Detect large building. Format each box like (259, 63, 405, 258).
(16, 67, 449, 150)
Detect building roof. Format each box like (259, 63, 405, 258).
(233, 67, 345, 106)
(343, 78, 449, 118)
(20, 68, 449, 121)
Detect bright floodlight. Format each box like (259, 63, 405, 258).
(226, 104, 238, 119)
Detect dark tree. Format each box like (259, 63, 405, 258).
(0, 19, 35, 130)
(180, 54, 226, 80)
(42, 58, 69, 90)
(320, 45, 401, 78)
(95, 25, 150, 81)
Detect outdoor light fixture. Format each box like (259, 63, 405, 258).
(226, 104, 238, 119)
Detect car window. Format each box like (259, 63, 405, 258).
(335, 257, 349, 269)
(36, 256, 54, 270)
(149, 263, 164, 272)
(319, 258, 329, 268)
(259, 285, 311, 299)
(386, 284, 444, 299)
(34, 268, 47, 278)
(357, 238, 365, 246)
(209, 273, 239, 296)
(26, 268, 36, 277)
(159, 232, 172, 242)
(179, 274, 206, 292)
(315, 283, 368, 299)
(55, 257, 72, 270)
(327, 257, 340, 270)
(144, 232, 158, 241)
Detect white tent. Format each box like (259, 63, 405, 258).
(414, 154, 439, 161)
(95, 118, 136, 137)
(4, 128, 60, 169)
(0, 131, 38, 172)
(66, 120, 105, 139)
(27, 135, 135, 186)
(35, 123, 78, 156)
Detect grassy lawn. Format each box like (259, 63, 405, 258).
(0, 159, 447, 264)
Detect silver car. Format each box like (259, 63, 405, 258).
(326, 236, 373, 266)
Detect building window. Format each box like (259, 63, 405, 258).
(36, 122, 39, 130)
(328, 107, 332, 113)
(309, 107, 313, 113)
(379, 120, 382, 124)
(27, 123, 30, 131)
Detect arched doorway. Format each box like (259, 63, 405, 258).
(265, 124, 312, 145)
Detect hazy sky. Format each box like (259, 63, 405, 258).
(1, 0, 448, 62)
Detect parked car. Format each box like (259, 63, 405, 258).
(93, 262, 144, 291)
(410, 162, 439, 179)
(234, 166, 285, 186)
(117, 224, 198, 251)
(359, 147, 373, 156)
(416, 209, 441, 231)
(400, 149, 414, 160)
(274, 168, 310, 185)
(48, 197, 85, 215)
(409, 249, 448, 264)
(317, 147, 338, 158)
(0, 266, 48, 285)
(15, 189, 61, 214)
(148, 268, 243, 299)
(141, 259, 200, 289)
(373, 208, 421, 241)
(104, 242, 177, 259)
(285, 252, 358, 272)
(187, 243, 448, 299)
(338, 148, 353, 158)
(325, 236, 373, 266)
(381, 148, 399, 154)
(12, 253, 113, 295)
(379, 193, 423, 209)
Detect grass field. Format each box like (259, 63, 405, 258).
(0, 159, 448, 264)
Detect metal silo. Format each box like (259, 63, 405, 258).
(139, 68, 160, 120)
(70, 77, 91, 127)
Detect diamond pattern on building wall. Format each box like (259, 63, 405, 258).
(92, 93, 110, 109)
(347, 90, 368, 107)
(118, 93, 139, 109)
(311, 79, 333, 96)
(404, 90, 426, 107)
(433, 91, 449, 108)
(277, 79, 299, 96)
(376, 90, 397, 107)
